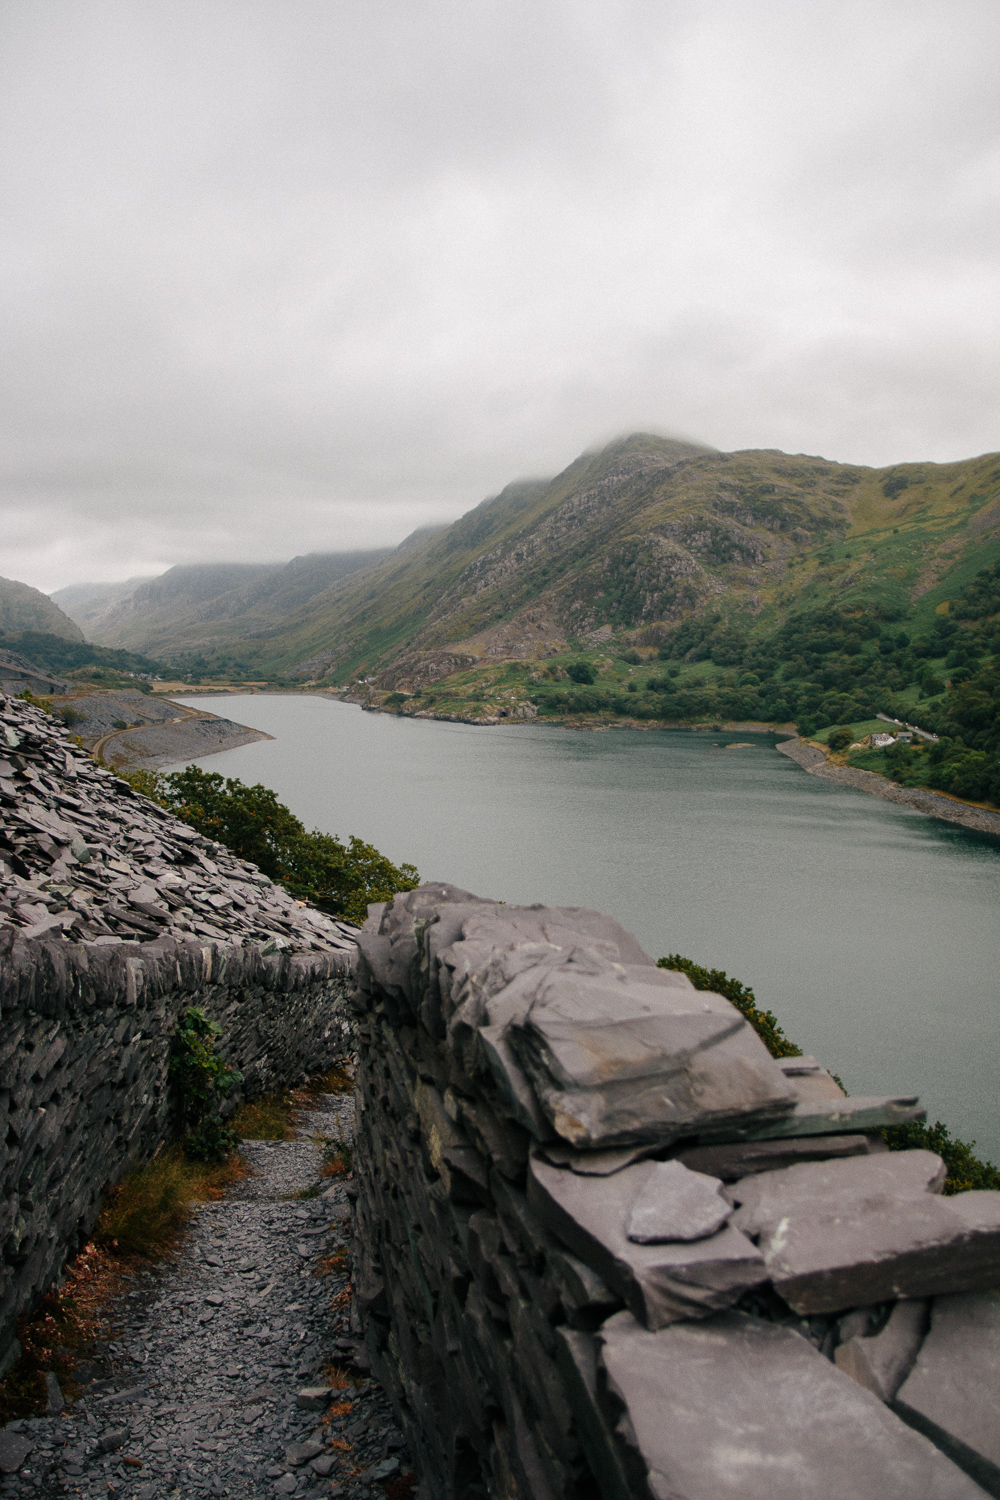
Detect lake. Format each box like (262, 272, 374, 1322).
(169, 694, 1000, 1161)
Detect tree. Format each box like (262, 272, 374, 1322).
(147, 766, 419, 925)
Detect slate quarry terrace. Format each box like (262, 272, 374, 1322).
(356, 886, 1000, 1498)
(0, 693, 356, 955)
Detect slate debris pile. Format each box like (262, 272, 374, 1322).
(1, 688, 357, 1380)
(0, 1095, 414, 1500)
(0, 692, 356, 954)
(352, 884, 1000, 1500)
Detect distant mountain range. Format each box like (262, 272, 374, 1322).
(39, 431, 1000, 689)
(0, 575, 83, 642)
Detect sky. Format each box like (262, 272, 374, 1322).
(2, 1, 999, 593)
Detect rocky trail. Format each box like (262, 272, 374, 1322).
(0, 1094, 415, 1500)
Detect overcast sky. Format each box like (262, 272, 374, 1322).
(2, 0, 999, 593)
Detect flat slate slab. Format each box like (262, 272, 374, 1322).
(895, 1292, 1000, 1496)
(506, 968, 797, 1148)
(762, 1188, 1000, 1315)
(730, 1149, 948, 1237)
(626, 1160, 733, 1243)
(673, 1132, 875, 1180)
(710, 1094, 926, 1141)
(528, 1153, 766, 1327)
(597, 1309, 987, 1500)
(836, 1298, 929, 1403)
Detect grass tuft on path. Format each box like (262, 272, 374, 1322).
(96, 1146, 249, 1258)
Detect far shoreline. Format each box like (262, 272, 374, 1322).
(160, 686, 1000, 839)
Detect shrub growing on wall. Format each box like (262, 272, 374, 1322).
(127, 766, 419, 925)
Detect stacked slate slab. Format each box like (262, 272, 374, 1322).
(352, 884, 1000, 1500)
(0, 693, 358, 1379)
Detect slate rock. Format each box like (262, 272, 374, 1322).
(528, 1152, 766, 1327)
(836, 1299, 929, 1402)
(507, 968, 797, 1148)
(0, 1432, 32, 1473)
(895, 1291, 1000, 1496)
(763, 1188, 1000, 1315)
(296, 1387, 334, 1410)
(714, 1094, 927, 1141)
(285, 1441, 324, 1466)
(672, 1132, 875, 1181)
(626, 1160, 733, 1243)
(44, 1369, 65, 1414)
(729, 1149, 948, 1237)
(597, 1308, 987, 1499)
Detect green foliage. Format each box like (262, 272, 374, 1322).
(658, 956, 1000, 1194)
(169, 1006, 243, 1162)
(566, 662, 597, 684)
(155, 765, 419, 924)
(655, 955, 802, 1060)
(827, 726, 853, 751)
(114, 767, 164, 799)
(882, 1120, 1000, 1196)
(0, 629, 163, 679)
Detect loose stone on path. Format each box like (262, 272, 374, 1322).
(0, 1090, 415, 1500)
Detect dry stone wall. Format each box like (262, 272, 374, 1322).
(351, 885, 1000, 1500)
(0, 693, 357, 1379)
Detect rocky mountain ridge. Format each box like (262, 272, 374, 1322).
(49, 432, 1000, 695)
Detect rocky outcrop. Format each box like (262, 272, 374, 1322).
(0, 693, 358, 1378)
(350, 884, 1000, 1499)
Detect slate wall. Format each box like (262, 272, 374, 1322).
(0, 928, 354, 1378)
(351, 885, 1000, 1500)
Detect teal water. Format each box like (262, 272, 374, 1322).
(170, 695, 1000, 1161)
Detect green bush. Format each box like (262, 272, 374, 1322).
(827, 726, 853, 751)
(656, 955, 802, 1059)
(566, 662, 597, 685)
(169, 1007, 243, 1162)
(153, 765, 419, 924)
(659, 955, 999, 1194)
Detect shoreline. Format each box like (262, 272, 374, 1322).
(776, 737, 1000, 838)
(162, 687, 1000, 836)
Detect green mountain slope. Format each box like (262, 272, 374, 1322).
(0, 576, 84, 642)
(245, 433, 1000, 689)
(68, 434, 1000, 708)
(73, 551, 394, 665)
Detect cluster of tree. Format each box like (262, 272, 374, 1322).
(0, 630, 164, 681)
(132, 765, 419, 925)
(534, 562, 1000, 766)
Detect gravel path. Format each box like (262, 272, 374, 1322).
(0, 1095, 412, 1500)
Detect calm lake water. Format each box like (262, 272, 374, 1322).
(170, 695, 1000, 1161)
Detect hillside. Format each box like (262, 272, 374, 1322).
(51, 576, 158, 634)
(72, 551, 393, 668)
(0, 576, 84, 641)
(222, 431, 1000, 689)
(57, 435, 1000, 721)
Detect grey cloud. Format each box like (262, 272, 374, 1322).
(1, 0, 998, 592)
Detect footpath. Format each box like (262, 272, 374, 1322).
(0, 1095, 413, 1500)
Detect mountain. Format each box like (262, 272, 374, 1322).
(51, 576, 158, 635)
(0, 576, 84, 641)
(74, 551, 393, 662)
(62, 433, 1000, 698)
(228, 432, 1000, 685)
